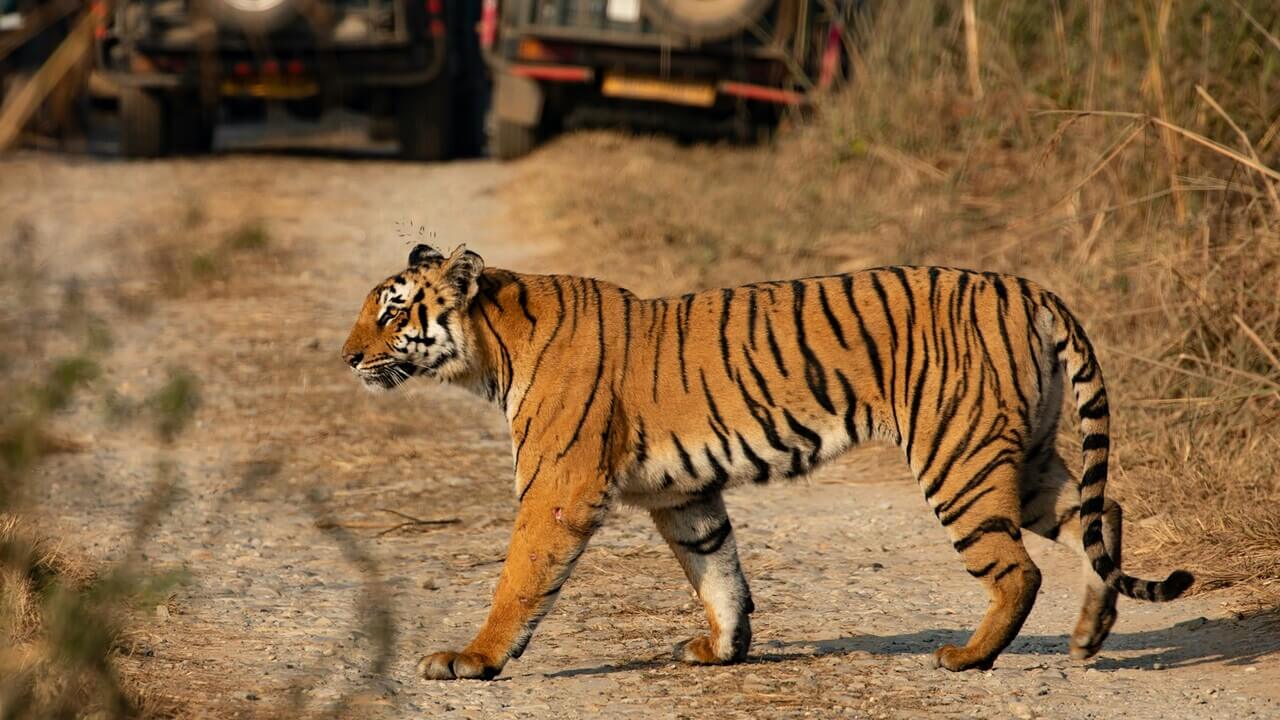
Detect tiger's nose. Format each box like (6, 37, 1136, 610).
(344, 351, 364, 368)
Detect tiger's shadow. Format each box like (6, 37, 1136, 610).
(544, 608, 1278, 678)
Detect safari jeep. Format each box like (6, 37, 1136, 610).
(96, 0, 486, 159)
(483, 0, 854, 159)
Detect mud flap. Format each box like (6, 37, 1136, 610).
(494, 71, 542, 128)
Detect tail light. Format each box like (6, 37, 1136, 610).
(480, 0, 497, 50)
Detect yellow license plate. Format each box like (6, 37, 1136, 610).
(601, 74, 716, 108)
(221, 78, 318, 100)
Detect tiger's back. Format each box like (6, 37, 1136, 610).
(342, 247, 1191, 680)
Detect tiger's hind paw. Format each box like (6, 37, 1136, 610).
(1069, 605, 1118, 661)
(673, 635, 746, 665)
(417, 650, 500, 680)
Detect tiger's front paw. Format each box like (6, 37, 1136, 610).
(931, 643, 994, 672)
(417, 650, 500, 680)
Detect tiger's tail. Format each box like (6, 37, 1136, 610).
(1046, 294, 1194, 602)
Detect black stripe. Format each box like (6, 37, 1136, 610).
(938, 486, 995, 526)
(511, 277, 568, 420)
(992, 563, 1020, 582)
(732, 371, 791, 454)
(736, 432, 771, 483)
(672, 433, 697, 478)
(816, 282, 848, 349)
(514, 417, 533, 464)
(782, 408, 823, 465)
(634, 418, 648, 467)
(1079, 390, 1109, 419)
(747, 289, 760, 351)
(968, 560, 999, 577)
(678, 518, 733, 555)
(1081, 462, 1108, 487)
(557, 281, 608, 459)
(699, 447, 732, 495)
(701, 372, 734, 459)
(675, 294, 694, 393)
(652, 300, 668, 403)
(518, 459, 543, 502)
(478, 305, 515, 410)
(841, 275, 886, 397)
(1079, 496, 1106, 517)
(792, 281, 836, 414)
(834, 369, 861, 444)
(953, 517, 1021, 553)
(719, 288, 735, 379)
(869, 272, 901, 438)
(1082, 433, 1109, 451)
(904, 328, 930, 462)
(764, 313, 790, 378)
(741, 345, 778, 407)
(620, 291, 634, 379)
(514, 278, 537, 336)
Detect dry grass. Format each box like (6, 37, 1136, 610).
(514, 0, 1280, 600)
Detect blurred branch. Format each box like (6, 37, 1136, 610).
(0, 11, 94, 151)
(315, 508, 460, 537)
(0, 0, 81, 62)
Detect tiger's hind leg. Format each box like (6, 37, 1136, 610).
(928, 457, 1042, 671)
(1020, 450, 1121, 660)
(650, 492, 754, 665)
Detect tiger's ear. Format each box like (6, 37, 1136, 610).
(408, 243, 444, 266)
(442, 245, 485, 301)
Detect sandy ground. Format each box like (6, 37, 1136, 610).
(3, 134, 1279, 718)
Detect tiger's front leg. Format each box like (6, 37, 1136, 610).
(418, 472, 608, 680)
(651, 492, 754, 664)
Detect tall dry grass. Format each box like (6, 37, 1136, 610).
(516, 0, 1280, 598)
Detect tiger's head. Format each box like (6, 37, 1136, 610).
(341, 243, 485, 391)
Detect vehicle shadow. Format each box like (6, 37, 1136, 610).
(544, 607, 1279, 678)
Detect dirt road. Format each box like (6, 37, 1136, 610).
(3, 144, 1278, 719)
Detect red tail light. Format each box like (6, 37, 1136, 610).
(480, 0, 497, 49)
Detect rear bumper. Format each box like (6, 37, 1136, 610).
(101, 42, 445, 90)
(506, 62, 805, 107)
(493, 31, 808, 110)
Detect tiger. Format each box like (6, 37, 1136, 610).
(341, 243, 1193, 680)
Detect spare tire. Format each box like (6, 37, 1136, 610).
(202, 0, 309, 34)
(642, 0, 773, 42)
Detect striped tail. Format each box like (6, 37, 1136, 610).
(1048, 295, 1194, 602)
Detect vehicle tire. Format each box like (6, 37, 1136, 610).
(168, 95, 215, 155)
(202, 0, 308, 35)
(397, 76, 451, 162)
(119, 86, 168, 158)
(491, 118, 536, 161)
(642, 0, 773, 41)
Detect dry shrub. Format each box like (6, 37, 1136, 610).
(514, 0, 1280, 599)
(0, 515, 94, 647)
